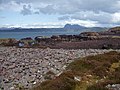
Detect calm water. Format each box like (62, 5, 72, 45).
(0, 29, 82, 40)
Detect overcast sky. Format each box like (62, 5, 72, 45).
(0, 0, 120, 28)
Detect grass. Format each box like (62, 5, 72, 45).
(31, 51, 120, 90)
(112, 36, 120, 38)
(32, 71, 76, 90)
(0, 38, 17, 46)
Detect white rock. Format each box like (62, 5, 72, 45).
(74, 76, 81, 82)
(10, 86, 14, 90)
(33, 82, 36, 85)
(112, 84, 116, 88)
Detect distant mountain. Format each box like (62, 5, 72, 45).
(63, 24, 108, 32)
(0, 24, 108, 33)
(64, 24, 87, 30)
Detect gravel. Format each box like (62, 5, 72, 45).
(0, 47, 120, 90)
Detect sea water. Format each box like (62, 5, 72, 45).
(0, 29, 82, 40)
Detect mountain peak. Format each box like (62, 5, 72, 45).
(64, 24, 86, 30)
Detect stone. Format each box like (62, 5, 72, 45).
(1, 47, 120, 90)
(9, 64, 16, 69)
(112, 84, 116, 88)
(33, 82, 36, 85)
(10, 87, 14, 90)
(74, 76, 81, 82)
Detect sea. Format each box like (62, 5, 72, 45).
(0, 28, 82, 40)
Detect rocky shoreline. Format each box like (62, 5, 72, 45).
(0, 26, 120, 49)
(0, 47, 120, 90)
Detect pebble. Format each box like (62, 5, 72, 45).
(0, 47, 120, 90)
(106, 84, 120, 90)
(10, 87, 14, 90)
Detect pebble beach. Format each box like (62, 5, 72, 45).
(0, 47, 120, 90)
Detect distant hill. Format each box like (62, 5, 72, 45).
(89, 27, 108, 32)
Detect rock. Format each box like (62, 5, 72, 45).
(30, 68, 37, 73)
(9, 64, 16, 69)
(10, 86, 14, 90)
(80, 32, 99, 37)
(4, 79, 9, 83)
(112, 84, 116, 88)
(106, 84, 111, 88)
(74, 76, 81, 82)
(106, 84, 120, 90)
(33, 82, 36, 85)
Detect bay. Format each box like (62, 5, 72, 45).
(0, 28, 82, 40)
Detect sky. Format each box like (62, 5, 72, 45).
(0, 0, 120, 28)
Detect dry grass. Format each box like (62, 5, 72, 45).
(31, 51, 120, 90)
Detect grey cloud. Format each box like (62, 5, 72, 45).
(0, 0, 7, 4)
(37, 0, 120, 14)
(2, 0, 120, 14)
(0, 0, 57, 4)
(1, 0, 120, 14)
(20, 5, 32, 15)
(39, 5, 56, 14)
(71, 11, 113, 24)
(79, 0, 119, 13)
(58, 16, 70, 20)
(0, 0, 2, 4)
(1, 0, 120, 25)
(34, 11, 39, 14)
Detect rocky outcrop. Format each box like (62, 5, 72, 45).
(20, 37, 33, 41)
(108, 27, 120, 34)
(80, 32, 99, 37)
